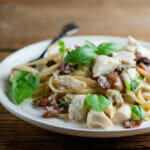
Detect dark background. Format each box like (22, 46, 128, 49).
(1, 0, 150, 149)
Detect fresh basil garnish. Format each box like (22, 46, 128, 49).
(96, 42, 122, 55)
(12, 71, 40, 104)
(85, 40, 97, 50)
(64, 46, 97, 64)
(58, 39, 69, 54)
(64, 40, 122, 64)
(131, 105, 145, 120)
(85, 94, 111, 112)
(125, 76, 144, 91)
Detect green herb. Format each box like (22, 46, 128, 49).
(85, 94, 111, 112)
(85, 40, 97, 50)
(125, 76, 144, 91)
(131, 105, 145, 120)
(64, 47, 97, 64)
(12, 71, 40, 104)
(57, 98, 67, 108)
(130, 80, 138, 91)
(64, 41, 122, 64)
(135, 76, 144, 82)
(125, 82, 131, 90)
(96, 42, 122, 55)
(58, 40, 69, 54)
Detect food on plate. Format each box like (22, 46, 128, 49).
(10, 36, 150, 129)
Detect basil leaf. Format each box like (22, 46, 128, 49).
(12, 71, 40, 104)
(58, 40, 69, 54)
(85, 40, 97, 50)
(96, 42, 122, 55)
(131, 105, 145, 120)
(64, 47, 98, 64)
(130, 80, 138, 91)
(125, 82, 131, 90)
(86, 94, 101, 111)
(125, 76, 144, 91)
(85, 94, 111, 112)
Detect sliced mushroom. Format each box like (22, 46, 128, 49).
(92, 55, 119, 77)
(106, 89, 124, 107)
(112, 104, 131, 124)
(87, 110, 113, 129)
(54, 75, 87, 89)
(69, 95, 87, 122)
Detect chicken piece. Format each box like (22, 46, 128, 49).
(106, 89, 124, 107)
(112, 51, 136, 68)
(121, 68, 139, 84)
(112, 104, 131, 124)
(126, 36, 150, 58)
(87, 110, 113, 129)
(69, 95, 87, 122)
(92, 55, 120, 77)
(125, 36, 139, 52)
(104, 103, 116, 119)
(54, 75, 87, 89)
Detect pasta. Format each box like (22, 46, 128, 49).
(10, 36, 150, 129)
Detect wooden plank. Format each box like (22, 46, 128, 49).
(0, 51, 12, 61)
(1, 0, 150, 49)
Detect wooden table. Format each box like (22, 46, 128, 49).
(1, 0, 150, 149)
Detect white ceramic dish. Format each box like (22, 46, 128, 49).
(1, 35, 150, 138)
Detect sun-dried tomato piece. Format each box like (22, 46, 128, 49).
(34, 97, 51, 107)
(108, 72, 123, 91)
(97, 76, 111, 89)
(135, 52, 150, 65)
(58, 63, 72, 75)
(139, 63, 150, 73)
(123, 119, 142, 128)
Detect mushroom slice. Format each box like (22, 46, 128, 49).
(87, 110, 113, 129)
(54, 75, 87, 89)
(106, 89, 124, 107)
(112, 104, 131, 124)
(69, 95, 87, 122)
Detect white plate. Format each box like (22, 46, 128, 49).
(1, 35, 150, 138)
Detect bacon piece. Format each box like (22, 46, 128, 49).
(34, 97, 51, 107)
(97, 72, 123, 91)
(123, 119, 142, 128)
(108, 72, 123, 92)
(139, 63, 150, 73)
(43, 107, 64, 118)
(34, 95, 66, 118)
(58, 63, 72, 75)
(97, 76, 111, 89)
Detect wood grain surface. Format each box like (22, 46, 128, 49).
(1, 0, 150, 149)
